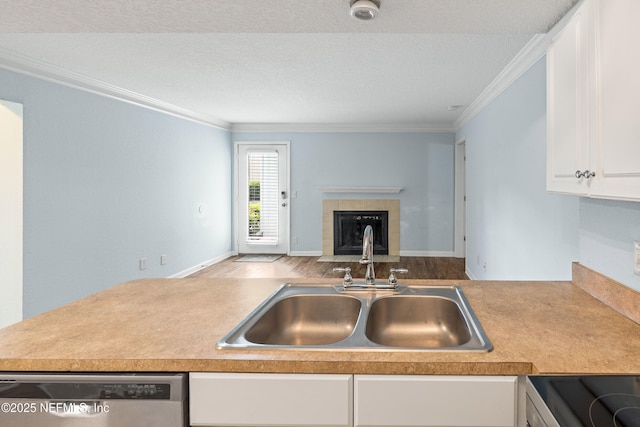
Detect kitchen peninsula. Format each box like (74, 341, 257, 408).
(0, 263, 638, 375)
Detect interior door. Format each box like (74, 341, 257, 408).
(236, 142, 289, 254)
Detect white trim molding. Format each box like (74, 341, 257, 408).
(231, 122, 455, 133)
(298, 251, 456, 257)
(0, 33, 548, 135)
(320, 187, 403, 194)
(453, 34, 547, 130)
(454, 138, 466, 258)
(289, 251, 323, 257)
(0, 33, 547, 134)
(399, 251, 455, 257)
(465, 268, 478, 280)
(169, 252, 235, 278)
(0, 47, 231, 130)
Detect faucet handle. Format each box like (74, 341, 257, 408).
(333, 267, 353, 287)
(388, 268, 408, 287)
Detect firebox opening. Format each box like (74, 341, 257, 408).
(333, 211, 389, 256)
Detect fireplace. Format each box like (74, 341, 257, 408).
(322, 199, 399, 258)
(333, 211, 389, 255)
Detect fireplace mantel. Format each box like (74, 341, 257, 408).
(320, 187, 403, 194)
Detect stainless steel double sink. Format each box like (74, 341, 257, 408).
(217, 283, 493, 352)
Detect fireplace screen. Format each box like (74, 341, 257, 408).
(333, 211, 389, 255)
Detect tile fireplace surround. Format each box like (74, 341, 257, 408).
(322, 199, 400, 257)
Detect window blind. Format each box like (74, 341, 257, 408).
(247, 151, 279, 243)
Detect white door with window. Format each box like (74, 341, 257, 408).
(236, 142, 289, 254)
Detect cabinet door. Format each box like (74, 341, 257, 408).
(589, 0, 640, 200)
(546, 0, 593, 195)
(189, 373, 353, 427)
(354, 375, 517, 427)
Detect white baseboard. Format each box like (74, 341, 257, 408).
(289, 250, 456, 257)
(399, 250, 455, 257)
(290, 251, 456, 257)
(465, 268, 479, 280)
(169, 251, 235, 278)
(289, 251, 323, 257)
(170, 250, 464, 278)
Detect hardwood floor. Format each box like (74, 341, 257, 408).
(188, 256, 468, 280)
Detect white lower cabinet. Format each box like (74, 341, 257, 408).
(189, 373, 518, 427)
(354, 375, 518, 427)
(189, 373, 353, 427)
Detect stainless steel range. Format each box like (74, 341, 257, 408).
(527, 375, 640, 427)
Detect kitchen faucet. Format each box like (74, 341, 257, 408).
(360, 225, 376, 285)
(333, 224, 408, 289)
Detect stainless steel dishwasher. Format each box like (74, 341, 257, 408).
(0, 373, 187, 426)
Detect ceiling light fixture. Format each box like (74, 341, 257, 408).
(350, 0, 381, 21)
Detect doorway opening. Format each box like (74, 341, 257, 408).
(454, 138, 466, 258)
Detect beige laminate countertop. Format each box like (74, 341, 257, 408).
(1, 276, 639, 376)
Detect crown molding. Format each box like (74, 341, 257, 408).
(0, 33, 548, 135)
(0, 47, 231, 131)
(453, 34, 548, 130)
(230, 122, 455, 133)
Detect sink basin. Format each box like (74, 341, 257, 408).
(244, 294, 361, 345)
(217, 283, 492, 352)
(365, 296, 471, 347)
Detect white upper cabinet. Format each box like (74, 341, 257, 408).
(547, 0, 640, 201)
(589, 0, 640, 199)
(547, 0, 593, 195)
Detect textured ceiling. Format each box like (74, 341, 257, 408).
(0, 0, 578, 129)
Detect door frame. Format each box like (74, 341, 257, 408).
(233, 141, 291, 255)
(0, 99, 23, 328)
(454, 138, 466, 258)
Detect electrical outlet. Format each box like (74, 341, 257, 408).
(139, 258, 147, 270)
(292, 236, 298, 245)
(161, 254, 167, 265)
(634, 241, 640, 275)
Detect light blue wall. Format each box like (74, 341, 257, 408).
(580, 198, 640, 292)
(456, 54, 640, 289)
(8, 42, 638, 321)
(232, 131, 456, 254)
(0, 68, 232, 318)
(456, 58, 580, 280)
